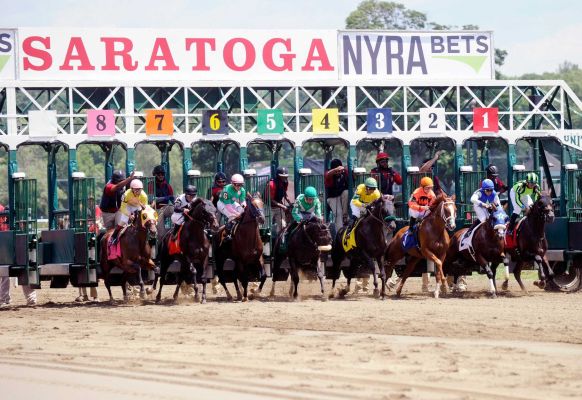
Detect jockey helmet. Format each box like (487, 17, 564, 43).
(185, 185, 197, 196)
(304, 186, 318, 198)
(376, 152, 389, 162)
(526, 172, 539, 184)
(152, 165, 165, 176)
(330, 158, 342, 169)
(420, 177, 434, 187)
(130, 179, 143, 189)
(231, 174, 244, 184)
(276, 166, 289, 177)
(364, 177, 378, 189)
(481, 179, 495, 190)
(111, 170, 124, 184)
(214, 171, 227, 183)
(486, 165, 499, 177)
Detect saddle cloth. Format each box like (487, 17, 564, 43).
(107, 226, 130, 260)
(505, 218, 524, 250)
(168, 225, 183, 256)
(341, 218, 363, 252)
(458, 222, 485, 260)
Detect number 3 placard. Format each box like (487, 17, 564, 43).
(87, 110, 115, 136)
(145, 110, 174, 135)
(420, 108, 445, 133)
(312, 108, 339, 134)
(473, 107, 498, 133)
(367, 108, 392, 133)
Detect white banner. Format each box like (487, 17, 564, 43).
(339, 30, 493, 81)
(0, 29, 16, 80)
(17, 28, 338, 81)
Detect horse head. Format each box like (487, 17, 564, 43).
(189, 197, 219, 229)
(245, 193, 266, 225)
(139, 205, 158, 237)
(368, 194, 396, 231)
(489, 208, 509, 239)
(430, 194, 457, 231)
(304, 216, 333, 251)
(530, 194, 555, 224)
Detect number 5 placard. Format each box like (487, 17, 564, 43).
(202, 110, 228, 134)
(87, 110, 115, 136)
(257, 109, 284, 134)
(312, 108, 339, 134)
(145, 110, 174, 135)
(473, 107, 498, 133)
(420, 108, 445, 133)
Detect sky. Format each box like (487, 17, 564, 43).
(1, 0, 580, 76)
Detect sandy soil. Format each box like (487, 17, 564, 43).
(1, 273, 582, 400)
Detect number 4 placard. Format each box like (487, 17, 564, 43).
(145, 110, 174, 135)
(312, 108, 339, 134)
(420, 108, 445, 133)
(473, 108, 498, 133)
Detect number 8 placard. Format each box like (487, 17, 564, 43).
(420, 108, 445, 133)
(202, 110, 228, 134)
(87, 110, 115, 136)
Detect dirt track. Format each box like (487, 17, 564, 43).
(1, 274, 582, 400)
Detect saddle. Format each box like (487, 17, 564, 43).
(342, 218, 363, 252)
(458, 222, 484, 261)
(505, 218, 525, 250)
(168, 225, 183, 256)
(402, 221, 422, 252)
(106, 225, 130, 260)
(219, 219, 241, 246)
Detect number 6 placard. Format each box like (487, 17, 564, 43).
(87, 110, 115, 136)
(202, 110, 228, 134)
(145, 109, 174, 135)
(420, 108, 445, 133)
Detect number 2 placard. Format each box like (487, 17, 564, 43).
(145, 110, 174, 135)
(312, 108, 339, 134)
(473, 107, 498, 133)
(420, 108, 445, 133)
(87, 110, 115, 136)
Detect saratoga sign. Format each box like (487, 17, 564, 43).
(12, 28, 493, 82)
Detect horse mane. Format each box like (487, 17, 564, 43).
(429, 193, 447, 212)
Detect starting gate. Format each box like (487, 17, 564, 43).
(458, 168, 487, 225)
(187, 171, 214, 201)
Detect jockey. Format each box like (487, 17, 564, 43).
(485, 165, 509, 194)
(291, 186, 322, 223)
(152, 165, 174, 210)
(170, 185, 197, 237)
(468, 179, 501, 234)
(211, 172, 228, 207)
(370, 152, 403, 195)
(407, 177, 436, 232)
(508, 172, 541, 234)
(110, 179, 148, 244)
(270, 166, 291, 230)
(346, 177, 381, 238)
(217, 173, 247, 239)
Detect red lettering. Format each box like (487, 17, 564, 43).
(301, 39, 334, 71)
(22, 36, 52, 71)
(59, 37, 95, 71)
(145, 38, 178, 71)
(263, 38, 295, 71)
(185, 38, 215, 71)
(101, 37, 137, 71)
(223, 38, 255, 72)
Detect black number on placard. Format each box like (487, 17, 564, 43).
(321, 113, 330, 129)
(96, 114, 106, 131)
(429, 112, 438, 128)
(155, 114, 164, 131)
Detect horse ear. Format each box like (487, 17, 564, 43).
(450, 194, 456, 201)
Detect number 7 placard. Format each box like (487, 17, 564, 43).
(473, 107, 498, 133)
(145, 109, 174, 135)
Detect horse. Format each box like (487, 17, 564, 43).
(444, 208, 509, 297)
(100, 205, 158, 301)
(156, 198, 218, 304)
(505, 194, 555, 293)
(329, 195, 396, 300)
(213, 194, 265, 302)
(268, 216, 332, 301)
(384, 194, 457, 298)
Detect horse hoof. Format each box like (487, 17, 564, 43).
(145, 287, 153, 295)
(201, 298, 207, 304)
(155, 297, 161, 303)
(534, 280, 546, 289)
(433, 291, 440, 299)
(321, 294, 328, 302)
(242, 297, 248, 302)
(373, 288, 380, 298)
(489, 292, 497, 299)
(501, 281, 509, 291)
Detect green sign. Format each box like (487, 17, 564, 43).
(257, 109, 284, 134)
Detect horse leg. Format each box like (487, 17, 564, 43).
(425, 253, 446, 299)
(329, 279, 336, 299)
(317, 258, 327, 301)
(233, 273, 243, 302)
(479, 259, 496, 298)
(341, 276, 352, 298)
(513, 262, 528, 294)
(173, 273, 183, 302)
(502, 259, 511, 290)
(290, 261, 299, 301)
(121, 274, 129, 302)
(137, 267, 146, 300)
(396, 258, 420, 297)
(155, 264, 167, 303)
(191, 263, 200, 302)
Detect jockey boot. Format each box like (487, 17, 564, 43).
(110, 225, 122, 244)
(408, 217, 417, 233)
(507, 213, 518, 235)
(224, 220, 235, 242)
(171, 224, 180, 239)
(467, 219, 480, 235)
(345, 216, 357, 239)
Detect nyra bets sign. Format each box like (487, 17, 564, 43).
(0, 30, 16, 80)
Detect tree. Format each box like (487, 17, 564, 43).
(345, 0, 507, 68)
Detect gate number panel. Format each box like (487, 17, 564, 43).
(145, 110, 174, 135)
(420, 107, 446, 133)
(202, 110, 229, 134)
(312, 108, 339, 134)
(257, 109, 284, 134)
(367, 108, 392, 133)
(473, 107, 499, 133)
(87, 110, 115, 136)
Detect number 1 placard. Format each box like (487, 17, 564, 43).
(87, 110, 115, 136)
(312, 108, 339, 134)
(420, 108, 445, 133)
(145, 110, 174, 135)
(473, 107, 498, 133)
